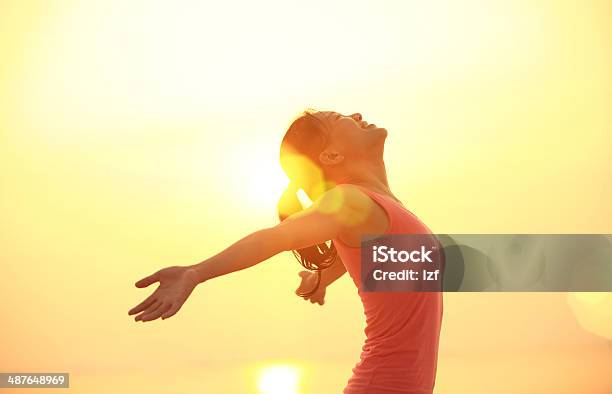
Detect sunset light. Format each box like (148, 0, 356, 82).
(1, 0, 611, 393)
(257, 365, 301, 394)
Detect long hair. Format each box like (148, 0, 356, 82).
(278, 109, 339, 297)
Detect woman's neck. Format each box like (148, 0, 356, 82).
(331, 161, 400, 202)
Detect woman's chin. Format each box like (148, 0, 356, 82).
(374, 127, 388, 139)
(367, 130, 388, 153)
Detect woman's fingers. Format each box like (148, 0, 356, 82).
(128, 295, 156, 316)
(135, 271, 160, 288)
(134, 300, 162, 321)
(161, 302, 181, 320)
(300, 290, 324, 303)
(140, 302, 172, 322)
(310, 291, 325, 305)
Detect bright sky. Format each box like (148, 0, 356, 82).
(1, 1, 611, 393)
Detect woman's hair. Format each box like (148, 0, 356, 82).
(278, 109, 339, 297)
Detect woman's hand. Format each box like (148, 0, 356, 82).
(295, 271, 326, 305)
(128, 265, 200, 322)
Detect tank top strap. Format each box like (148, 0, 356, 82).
(338, 183, 434, 236)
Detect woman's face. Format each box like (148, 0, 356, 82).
(313, 110, 388, 159)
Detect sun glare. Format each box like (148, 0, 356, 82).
(257, 365, 301, 394)
(245, 163, 290, 207)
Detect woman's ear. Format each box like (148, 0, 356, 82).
(318, 149, 344, 165)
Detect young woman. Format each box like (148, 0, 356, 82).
(128, 109, 444, 394)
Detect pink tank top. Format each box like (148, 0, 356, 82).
(332, 184, 443, 394)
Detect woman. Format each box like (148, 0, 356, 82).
(128, 109, 443, 394)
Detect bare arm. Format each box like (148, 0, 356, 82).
(189, 185, 358, 284)
(128, 185, 364, 321)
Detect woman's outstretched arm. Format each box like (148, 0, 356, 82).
(128, 184, 367, 322)
(188, 184, 365, 283)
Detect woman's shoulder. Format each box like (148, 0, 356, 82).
(319, 184, 393, 228)
(327, 184, 392, 243)
(311, 184, 378, 224)
(328, 183, 375, 210)
(332, 183, 402, 207)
